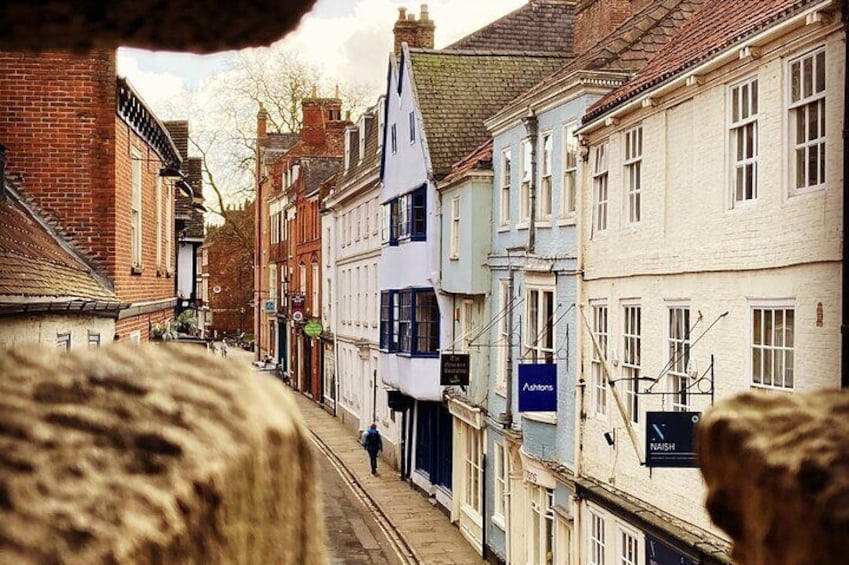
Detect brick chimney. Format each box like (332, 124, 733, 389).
(257, 104, 268, 141)
(300, 97, 343, 147)
(393, 4, 435, 56)
(574, 0, 649, 53)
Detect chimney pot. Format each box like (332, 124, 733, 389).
(407, 12, 415, 20)
(420, 4, 429, 21)
(398, 7, 407, 20)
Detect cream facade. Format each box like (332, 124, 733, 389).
(0, 315, 115, 349)
(576, 13, 844, 564)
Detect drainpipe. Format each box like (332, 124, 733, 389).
(842, 0, 849, 388)
(481, 452, 487, 559)
(504, 261, 515, 427)
(523, 109, 539, 254)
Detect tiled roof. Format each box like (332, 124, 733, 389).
(442, 139, 493, 186)
(302, 156, 343, 197)
(409, 49, 568, 178)
(163, 120, 189, 160)
(501, 0, 704, 116)
(267, 132, 299, 151)
(0, 185, 119, 305)
(585, 0, 821, 122)
(184, 157, 205, 239)
(445, 0, 575, 55)
(337, 104, 381, 192)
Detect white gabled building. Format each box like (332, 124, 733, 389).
(575, 1, 844, 563)
(323, 97, 405, 469)
(378, 4, 569, 516)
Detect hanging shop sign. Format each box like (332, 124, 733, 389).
(290, 293, 305, 323)
(440, 353, 470, 386)
(645, 411, 701, 468)
(645, 534, 697, 565)
(518, 363, 557, 412)
(303, 319, 323, 338)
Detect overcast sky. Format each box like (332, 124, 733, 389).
(117, 0, 526, 118)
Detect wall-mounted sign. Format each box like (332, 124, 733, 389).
(440, 353, 470, 386)
(645, 534, 697, 565)
(290, 293, 305, 322)
(304, 319, 323, 338)
(645, 411, 701, 468)
(518, 363, 557, 412)
(264, 299, 276, 313)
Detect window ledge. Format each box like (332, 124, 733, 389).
(497, 225, 510, 233)
(557, 218, 576, 227)
(449, 256, 459, 261)
(131, 265, 144, 275)
(523, 412, 557, 425)
(516, 222, 529, 231)
(535, 221, 553, 229)
(491, 514, 506, 531)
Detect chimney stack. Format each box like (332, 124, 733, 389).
(393, 4, 435, 56)
(575, 0, 647, 53)
(257, 104, 268, 140)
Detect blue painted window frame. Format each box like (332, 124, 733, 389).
(380, 287, 439, 357)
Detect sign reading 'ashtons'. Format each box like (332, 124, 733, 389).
(645, 411, 701, 468)
(518, 363, 557, 412)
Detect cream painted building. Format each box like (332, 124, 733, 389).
(576, 2, 844, 563)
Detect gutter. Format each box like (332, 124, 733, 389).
(579, 0, 836, 135)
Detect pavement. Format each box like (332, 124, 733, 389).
(227, 348, 486, 565)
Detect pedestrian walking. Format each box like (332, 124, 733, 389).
(221, 339, 229, 358)
(361, 423, 383, 475)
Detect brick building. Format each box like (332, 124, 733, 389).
(0, 50, 185, 343)
(256, 97, 347, 399)
(205, 201, 255, 338)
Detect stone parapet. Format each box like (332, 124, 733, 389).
(0, 344, 325, 564)
(697, 390, 849, 565)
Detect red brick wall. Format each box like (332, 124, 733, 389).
(112, 119, 176, 303)
(115, 308, 173, 342)
(575, 0, 648, 54)
(207, 205, 255, 337)
(0, 50, 116, 273)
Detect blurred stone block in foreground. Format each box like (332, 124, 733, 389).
(0, 344, 325, 564)
(697, 390, 849, 565)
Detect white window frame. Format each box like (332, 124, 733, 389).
(623, 125, 642, 225)
(617, 524, 640, 565)
(591, 302, 608, 417)
(520, 139, 532, 224)
(592, 143, 609, 236)
(561, 122, 578, 221)
(311, 261, 320, 314)
(500, 148, 512, 227)
(750, 300, 795, 390)
(57, 332, 71, 351)
(492, 442, 507, 529)
(787, 46, 826, 195)
(667, 304, 692, 412)
(131, 149, 143, 268)
(524, 286, 555, 364)
(129, 330, 141, 344)
(462, 423, 482, 516)
(88, 331, 101, 348)
(621, 302, 641, 424)
(165, 180, 173, 271)
(588, 510, 606, 565)
(528, 484, 555, 565)
(539, 131, 553, 221)
(729, 76, 759, 206)
(409, 111, 416, 144)
(450, 196, 460, 260)
(156, 176, 163, 268)
(391, 123, 398, 154)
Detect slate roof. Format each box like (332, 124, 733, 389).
(337, 104, 381, 193)
(585, 0, 822, 122)
(301, 156, 343, 197)
(442, 139, 493, 186)
(164, 121, 205, 239)
(445, 0, 575, 55)
(263, 132, 300, 165)
(408, 49, 568, 178)
(0, 184, 119, 306)
(499, 0, 704, 117)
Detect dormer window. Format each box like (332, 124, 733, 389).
(377, 97, 386, 154)
(344, 126, 357, 171)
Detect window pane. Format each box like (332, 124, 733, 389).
(790, 61, 801, 102)
(803, 55, 813, 98)
(815, 51, 825, 93)
(796, 148, 806, 189)
(751, 79, 758, 114)
(741, 82, 749, 118)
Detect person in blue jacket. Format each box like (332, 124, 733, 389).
(362, 423, 383, 475)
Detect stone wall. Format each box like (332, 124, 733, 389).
(0, 343, 325, 564)
(697, 391, 849, 565)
